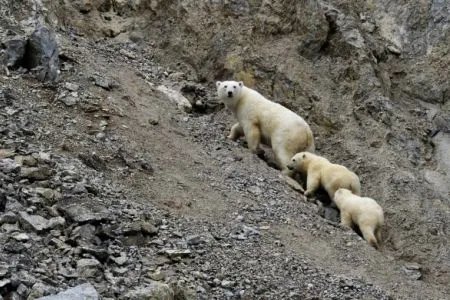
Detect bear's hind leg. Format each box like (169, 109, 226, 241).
(228, 123, 244, 141)
(360, 224, 379, 249)
(244, 123, 262, 154)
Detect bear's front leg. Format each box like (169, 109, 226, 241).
(227, 123, 244, 141)
(304, 173, 320, 197)
(340, 211, 353, 230)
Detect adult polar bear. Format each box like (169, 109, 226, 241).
(216, 80, 314, 188)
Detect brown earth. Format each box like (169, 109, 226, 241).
(0, 0, 449, 299)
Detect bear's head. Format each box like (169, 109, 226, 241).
(333, 188, 352, 204)
(287, 151, 310, 172)
(216, 81, 244, 107)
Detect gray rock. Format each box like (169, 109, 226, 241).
(93, 76, 116, 90)
(12, 232, 30, 241)
(110, 252, 128, 266)
(64, 82, 80, 92)
(221, 280, 235, 289)
(186, 235, 202, 246)
(0, 212, 18, 224)
(19, 212, 49, 232)
(20, 166, 53, 181)
(164, 249, 192, 259)
(60, 94, 78, 106)
(0, 278, 10, 288)
(124, 281, 175, 300)
(1, 35, 27, 68)
(0, 158, 20, 173)
(48, 216, 66, 229)
(0, 266, 8, 277)
(0, 149, 15, 159)
(76, 258, 101, 278)
(25, 27, 60, 83)
(16, 283, 28, 296)
(37, 283, 98, 300)
(230, 224, 260, 240)
(56, 197, 111, 224)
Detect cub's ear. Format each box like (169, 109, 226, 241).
(216, 81, 222, 87)
(238, 81, 243, 87)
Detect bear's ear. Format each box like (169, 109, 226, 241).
(238, 81, 243, 87)
(216, 81, 222, 87)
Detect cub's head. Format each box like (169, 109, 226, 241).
(287, 151, 311, 171)
(216, 81, 244, 103)
(333, 188, 352, 204)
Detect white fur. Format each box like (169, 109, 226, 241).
(287, 151, 361, 201)
(216, 80, 314, 177)
(334, 188, 384, 249)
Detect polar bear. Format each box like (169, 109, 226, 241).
(286, 151, 361, 201)
(216, 80, 314, 186)
(334, 188, 384, 249)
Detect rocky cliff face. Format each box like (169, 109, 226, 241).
(0, 0, 449, 299)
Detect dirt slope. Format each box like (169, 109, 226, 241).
(0, 0, 449, 299)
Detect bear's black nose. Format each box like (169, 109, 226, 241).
(228, 91, 233, 97)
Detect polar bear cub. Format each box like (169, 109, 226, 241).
(286, 151, 361, 201)
(334, 188, 384, 249)
(216, 80, 314, 179)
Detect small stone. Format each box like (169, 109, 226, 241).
(124, 281, 175, 300)
(248, 185, 262, 195)
(12, 233, 30, 241)
(186, 235, 202, 246)
(0, 266, 8, 277)
(76, 259, 101, 278)
(19, 212, 49, 232)
(64, 82, 80, 92)
(20, 166, 53, 181)
(15, 155, 38, 167)
(163, 249, 191, 259)
(148, 270, 166, 281)
(93, 76, 115, 90)
(110, 253, 128, 266)
(77, 258, 100, 269)
(148, 115, 159, 126)
(156, 85, 192, 112)
(221, 280, 235, 289)
(0, 212, 18, 225)
(28, 282, 49, 299)
(48, 217, 66, 229)
(387, 44, 402, 55)
(36, 283, 98, 300)
(119, 49, 136, 59)
(61, 95, 78, 106)
(0, 279, 11, 288)
(35, 187, 61, 201)
(141, 223, 159, 236)
(0, 149, 15, 159)
(0, 158, 20, 173)
(16, 283, 28, 296)
(112, 267, 128, 276)
(56, 197, 110, 224)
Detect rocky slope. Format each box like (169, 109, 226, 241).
(0, 0, 449, 299)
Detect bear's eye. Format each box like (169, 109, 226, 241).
(293, 159, 296, 162)
(233, 86, 236, 88)
(224, 85, 227, 88)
